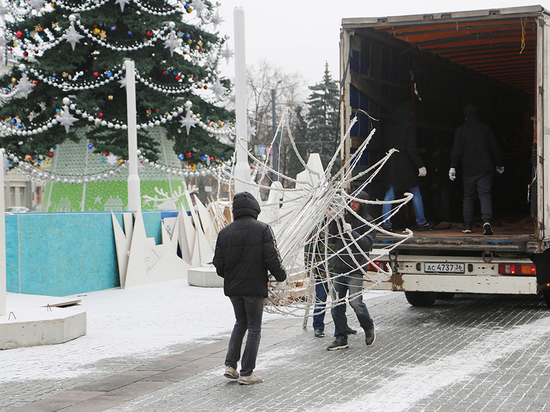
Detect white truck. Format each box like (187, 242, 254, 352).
(339, 5, 550, 306)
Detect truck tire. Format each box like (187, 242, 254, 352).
(404, 291, 438, 307)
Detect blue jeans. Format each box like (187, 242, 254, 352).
(331, 273, 374, 341)
(313, 279, 328, 330)
(225, 296, 264, 377)
(382, 185, 427, 227)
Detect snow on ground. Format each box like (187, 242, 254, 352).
(0, 279, 390, 384)
(0, 279, 285, 383)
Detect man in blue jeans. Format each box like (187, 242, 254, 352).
(326, 191, 377, 351)
(313, 278, 356, 337)
(213, 192, 287, 384)
(381, 101, 433, 231)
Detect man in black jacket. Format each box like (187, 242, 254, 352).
(381, 101, 433, 232)
(327, 191, 377, 351)
(449, 105, 504, 235)
(213, 191, 287, 385)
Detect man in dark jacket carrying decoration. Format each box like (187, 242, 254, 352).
(213, 191, 287, 385)
(327, 191, 377, 351)
(381, 101, 433, 231)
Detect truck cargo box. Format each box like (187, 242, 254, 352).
(339, 5, 550, 305)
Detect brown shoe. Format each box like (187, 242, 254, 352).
(224, 366, 239, 379)
(238, 373, 263, 385)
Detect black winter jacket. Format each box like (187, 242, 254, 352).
(329, 192, 376, 274)
(213, 192, 287, 297)
(383, 106, 424, 192)
(451, 117, 503, 176)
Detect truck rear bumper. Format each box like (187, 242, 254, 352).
(366, 274, 538, 295)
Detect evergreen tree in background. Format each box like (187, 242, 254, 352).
(302, 62, 339, 170)
(0, 0, 233, 166)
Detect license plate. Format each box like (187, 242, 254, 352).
(425, 262, 465, 273)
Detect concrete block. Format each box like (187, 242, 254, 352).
(0, 310, 86, 350)
(188, 266, 223, 288)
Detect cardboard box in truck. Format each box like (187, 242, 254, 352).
(339, 5, 550, 306)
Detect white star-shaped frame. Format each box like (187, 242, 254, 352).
(211, 10, 224, 31)
(115, 0, 131, 12)
(16, 76, 34, 99)
(63, 25, 84, 51)
(28, 0, 46, 10)
(210, 79, 227, 100)
(191, 0, 206, 14)
(164, 31, 180, 57)
(106, 153, 118, 165)
(180, 110, 198, 136)
(58, 110, 78, 133)
(220, 44, 234, 65)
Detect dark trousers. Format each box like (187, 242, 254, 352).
(331, 273, 374, 341)
(312, 279, 328, 330)
(463, 171, 494, 224)
(225, 296, 264, 377)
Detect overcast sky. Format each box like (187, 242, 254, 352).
(215, 0, 550, 86)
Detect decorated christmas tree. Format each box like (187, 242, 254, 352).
(0, 0, 234, 167)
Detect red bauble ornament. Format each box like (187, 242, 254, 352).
(104, 152, 109, 156)
(146, 30, 153, 36)
(98, 113, 103, 118)
(16, 31, 23, 38)
(163, 71, 167, 75)
(93, 72, 99, 77)
(204, 85, 208, 89)
(186, 152, 192, 158)
(175, 75, 181, 80)
(210, 157, 214, 161)
(48, 151, 54, 158)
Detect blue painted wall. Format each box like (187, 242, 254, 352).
(6, 211, 163, 297)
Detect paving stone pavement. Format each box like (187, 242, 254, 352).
(4, 292, 550, 412)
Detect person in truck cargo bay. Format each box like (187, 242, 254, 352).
(449, 104, 504, 235)
(381, 101, 434, 232)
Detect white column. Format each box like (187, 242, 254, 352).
(0, 150, 6, 316)
(125, 59, 141, 212)
(233, 7, 251, 194)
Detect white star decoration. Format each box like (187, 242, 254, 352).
(106, 154, 118, 165)
(63, 25, 84, 51)
(118, 76, 126, 88)
(163, 31, 180, 57)
(211, 10, 224, 30)
(28, 0, 46, 10)
(180, 110, 198, 135)
(58, 110, 78, 133)
(115, 0, 131, 12)
(191, 0, 206, 14)
(16, 76, 34, 99)
(210, 79, 226, 100)
(220, 44, 234, 65)
(94, 196, 102, 205)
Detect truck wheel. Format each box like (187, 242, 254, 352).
(404, 291, 437, 307)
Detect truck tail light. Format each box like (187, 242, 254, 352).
(498, 264, 536, 275)
(367, 261, 389, 272)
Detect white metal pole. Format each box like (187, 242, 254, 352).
(233, 7, 251, 194)
(0, 150, 6, 316)
(125, 59, 141, 212)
